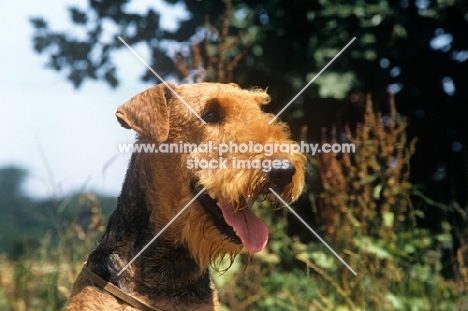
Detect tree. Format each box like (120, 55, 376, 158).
(0, 166, 28, 198)
(0, 166, 30, 253)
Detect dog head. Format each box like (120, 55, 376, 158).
(117, 83, 306, 268)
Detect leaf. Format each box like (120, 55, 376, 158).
(354, 237, 391, 258)
(360, 174, 379, 184)
(308, 251, 335, 269)
(69, 7, 87, 24)
(29, 17, 47, 29)
(104, 69, 118, 88)
(373, 184, 382, 199)
(382, 211, 394, 227)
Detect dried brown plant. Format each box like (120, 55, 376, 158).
(175, 0, 253, 83)
(318, 93, 417, 242)
(312, 93, 419, 308)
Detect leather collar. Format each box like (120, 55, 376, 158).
(80, 264, 162, 311)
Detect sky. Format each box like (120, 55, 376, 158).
(0, 1, 188, 198)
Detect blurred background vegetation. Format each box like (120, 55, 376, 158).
(1, 0, 468, 310)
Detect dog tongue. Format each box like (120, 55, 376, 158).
(217, 200, 269, 253)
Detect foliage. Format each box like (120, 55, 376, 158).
(0, 193, 106, 310)
(0, 167, 116, 256)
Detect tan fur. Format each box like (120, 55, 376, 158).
(66, 83, 305, 310)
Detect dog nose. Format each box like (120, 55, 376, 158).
(268, 160, 296, 190)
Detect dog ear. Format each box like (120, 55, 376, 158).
(116, 83, 174, 142)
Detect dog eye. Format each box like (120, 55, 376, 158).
(203, 111, 222, 123)
(202, 100, 223, 123)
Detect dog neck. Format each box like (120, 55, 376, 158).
(86, 153, 216, 307)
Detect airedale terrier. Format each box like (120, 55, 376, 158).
(66, 83, 306, 310)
